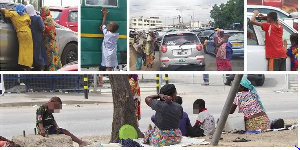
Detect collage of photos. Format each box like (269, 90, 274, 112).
(0, 0, 299, 149)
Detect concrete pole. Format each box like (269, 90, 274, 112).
(84, 75, 88, 99)
(93, 74, 97, 92)
(211, 74, 243, 146)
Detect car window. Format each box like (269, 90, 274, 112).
(257, 20, 294, 45)
(199, 30, 214, 37)
(228, 32, 244, 41)
(85, 0, 118, 7)
(247, 19, 259, 45)
(247, 8, 289, 19)
(68, 11, 78, 22)
(50, 10, 62, 21)
(162, 33, 199, 46)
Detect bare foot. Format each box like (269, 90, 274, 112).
(79, 141, 90, 147)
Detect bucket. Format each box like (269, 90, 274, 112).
(224, 114, 245, 132)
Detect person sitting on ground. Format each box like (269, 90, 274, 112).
(193, 99, 215, 136)
(284, 33, 298, 71)
(250, 10, 287, 71)
(36, 97, 89, 147)
(230, 77, 270, 131)
(144, 84, 183, 147)
(99, 8, 119, 71)
(151, 96, 192, 136)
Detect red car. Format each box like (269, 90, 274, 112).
(49, 6, 78, 32)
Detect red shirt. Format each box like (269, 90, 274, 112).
(261, 22, 287, 58)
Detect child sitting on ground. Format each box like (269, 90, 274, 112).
(284, 33, 298, 71)
(36, 97, 89, 147)
(193, 99, 215, 136)
(99, 8, 119, 71)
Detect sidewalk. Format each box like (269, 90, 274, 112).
(0, 92, 114, 107)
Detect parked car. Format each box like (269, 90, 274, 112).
(159, 31, 205, 71)
(223, 74, 265, 86)
(49, 6, 78, 32)
(0, 2, 78, 70)
(247, 5, 298, 31)
(205, 30, 244, 57)
(247, 13, 297, 71)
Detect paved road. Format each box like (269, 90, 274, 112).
(130, 52, 244, 71)
(204, 53, 244, 71)
(0, 75, 297, 139)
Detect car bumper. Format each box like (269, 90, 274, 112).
(160, 57, 205, 68)
(233, 48, 244, 56)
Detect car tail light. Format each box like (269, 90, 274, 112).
(162, 59, 169, 62)
(161, 45, 167, 53)
(196, 43, 202, 51)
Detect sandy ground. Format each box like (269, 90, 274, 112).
(73, 120, 298, 147)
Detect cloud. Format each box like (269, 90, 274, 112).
(130, 0, 230, 25)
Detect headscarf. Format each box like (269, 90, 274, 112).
(40, 6, 51, 20)
(25, 4, 36, 16)
(217, 29, 224, 37)
(15, 4, 26, 15)
(159, 84, 177, 97)
(240, 77, 266, 112)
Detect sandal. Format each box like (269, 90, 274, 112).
(233, 137, 251, 142)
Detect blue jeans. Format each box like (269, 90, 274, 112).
(203, 74, 209, 83)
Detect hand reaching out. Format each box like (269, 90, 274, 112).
(101, 8, 109, 16)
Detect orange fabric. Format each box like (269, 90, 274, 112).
(268, 58, 274, 71)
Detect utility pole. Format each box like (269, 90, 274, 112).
(211, 74, 243, 146)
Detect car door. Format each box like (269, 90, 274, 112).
(67, 10, 78, 32)
(206, 32, 217, 55)
(0, 13, 18, 70)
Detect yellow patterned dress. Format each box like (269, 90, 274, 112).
(4, 9, 33, 67)
(41, 7, 62, 71)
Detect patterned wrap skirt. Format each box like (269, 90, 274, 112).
(143, 126, 182, 147)
(245, 114, 270, 131)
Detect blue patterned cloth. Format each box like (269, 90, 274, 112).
(15, 4, 26, 15)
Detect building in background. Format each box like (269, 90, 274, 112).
(130, 16, 163, 30)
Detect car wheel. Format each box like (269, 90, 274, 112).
(61, 43, 78, 66)
(223, 75, 231, 85)
(255, 75, 265, 86)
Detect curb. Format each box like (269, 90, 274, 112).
(0, 101, 112, 107)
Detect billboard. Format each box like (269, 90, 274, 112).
(247, 0, 298, 13)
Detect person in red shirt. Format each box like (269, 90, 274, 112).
(250, 10, 287, 71)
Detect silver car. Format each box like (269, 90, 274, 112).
(0, 2, 78, 70)
(160, 31, 205, 71)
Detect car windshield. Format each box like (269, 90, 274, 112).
(162, 33, 199, 46)
(228, 32, 244, 41)
(50, 10, 62, 20)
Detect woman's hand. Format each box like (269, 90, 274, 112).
(101, 8, 109, 16)
(158, 94, 172, 103)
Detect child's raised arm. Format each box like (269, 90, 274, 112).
(100, 8, 109, 31)
(249, 10, 262, 27)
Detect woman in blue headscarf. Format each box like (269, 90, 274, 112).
(230, 77, 270, 131)
(1, 4, 33, 70)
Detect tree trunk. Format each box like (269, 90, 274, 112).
(109, 75, 144, 143)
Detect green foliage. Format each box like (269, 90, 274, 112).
(210, 0, 244, 29)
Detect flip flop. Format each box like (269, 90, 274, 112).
(233, 137, 251, 142)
